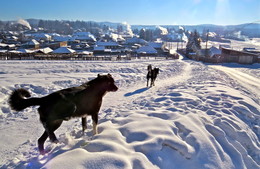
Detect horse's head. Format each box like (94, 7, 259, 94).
(147, 64, 152, 71)
(154, 68, 159, 75)
(97, 74, 118, 92)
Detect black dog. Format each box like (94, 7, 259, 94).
(147, 64, 159, 87)
(8, 74, 118, 154)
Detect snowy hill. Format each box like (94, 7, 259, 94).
(0, 57, 259, 169)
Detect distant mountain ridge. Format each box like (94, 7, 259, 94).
(24, 18, 260, 30)
(2, 18, 260, 38)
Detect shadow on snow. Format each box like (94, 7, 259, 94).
(124, 87, 150, 97)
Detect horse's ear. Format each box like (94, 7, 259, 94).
(98, 74, 101, 77)
(108, 73, 112, 77)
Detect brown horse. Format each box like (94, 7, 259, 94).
(8, 74, 118, 154)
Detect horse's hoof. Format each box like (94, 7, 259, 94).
(39, 150, 46, 155)
(51, 139, 59, 144)
(53, 140, 59, 144)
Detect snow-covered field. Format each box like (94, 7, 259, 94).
(0, 57, 259, 169)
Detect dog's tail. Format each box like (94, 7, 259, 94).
(9, 88, 42, 111)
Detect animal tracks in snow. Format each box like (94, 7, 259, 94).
(1, 60, 259, 169)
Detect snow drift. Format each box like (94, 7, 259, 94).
(0, 58, 259, 169)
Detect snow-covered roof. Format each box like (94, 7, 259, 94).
(136, 46, 157, 54)
(9, 36, 18, 40)
(219, 44, 231, 49)
(78, 51, 93, 55)
(73, 32, 96, 42)
(156, 26, 168, 35)
(27, 39, 40, 45)
(208, 32, 217, 38)
(148, 42, 164, 49)
(7, 44, 16, 48)
(126, 37, 147, 44)
(52, 47, 76, 54)
(0, 50, 7, 53)
(96, 41, 119, 47)
(73, 32, 92, 37)
(32, 33, 52, 39)
(53, 35, 75, 42)
(8, 50, 22, 53)
(209, 46, 221, 55)
(93, 46, 105, 51)
(37, 47, 53, 54)
(17, 48, 34, 53)
(0, 43, 8, 48)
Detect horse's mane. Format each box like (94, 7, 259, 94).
(82, 74, 112, 87)
(84, 77, 100, 86)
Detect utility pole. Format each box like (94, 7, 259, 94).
(205, 29, 209, 57)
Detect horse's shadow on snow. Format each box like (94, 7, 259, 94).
(5, 131, 93, 169)
(124, 87, 149, 97)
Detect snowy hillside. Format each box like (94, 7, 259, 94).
(0, 57, 259, 169)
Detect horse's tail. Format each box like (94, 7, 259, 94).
(8, 88, 42, 111)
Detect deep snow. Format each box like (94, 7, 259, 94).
(0, 57, 259, 169)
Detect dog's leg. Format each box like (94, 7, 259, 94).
(92, 114, 98, 135)
(38, 131, 48, 155)
(82, 117, 87, 132)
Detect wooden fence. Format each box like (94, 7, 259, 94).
(0, 53, 175, 61)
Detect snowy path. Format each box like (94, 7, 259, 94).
(211, 65, 260, 103)
(103, 59, 192, 112)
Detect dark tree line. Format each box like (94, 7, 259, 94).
(37, 20, 104, 35)
(0, 19, 110, 36)
(186, 30, 201, 55)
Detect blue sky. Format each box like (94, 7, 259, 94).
(0, 0, 259, 25)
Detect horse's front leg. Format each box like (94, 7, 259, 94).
(82, 117, 87, 133)
(92, 113, 98, 135)
(147, 78, 149, 87)
(150, 78, 154, 87)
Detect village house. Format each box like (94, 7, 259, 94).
(96, 41, 121, 50)
(148, 42, 167, 55)
(53, 35, 74, 42)
(6, 35, 19, 44)
(208, 46, 221, 58)
(48, 41, 67, 50)
(93, 46, 112, 55)
(72, 32, 96, 43)
(221, 47, 259, 64)
(243, 47, 260, 55)
(22, 39, 40, 49)
(32, 33, 52, 42)
(36, 47, 53, 54)
(52, 46, 76, 54)
(104, 33, 125, 43)
(125, 37, 147, 46)
(136, 46, 157, 55)
(243, 48, 260, 62)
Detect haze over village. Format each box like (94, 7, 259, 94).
(0, 18, 259, 64)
